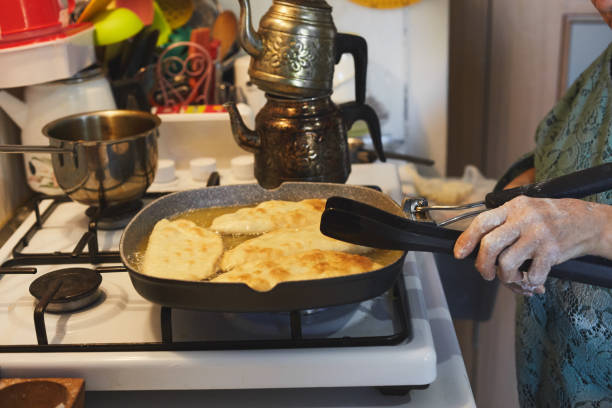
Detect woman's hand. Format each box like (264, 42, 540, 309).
(453, 196, 612, 295)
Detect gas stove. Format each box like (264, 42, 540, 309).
(0, 163, 437, 394)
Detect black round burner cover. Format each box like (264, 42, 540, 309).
(29, 268, 102, 303)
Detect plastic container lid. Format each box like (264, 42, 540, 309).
(0, 24, 96, 88)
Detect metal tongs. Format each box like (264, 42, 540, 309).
(321, 163, 612, 288)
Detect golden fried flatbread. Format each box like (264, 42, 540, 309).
(220, 225, 372, 271)
(212, 250, 381, 292)
(142, 219, 223, 281)
(209, 199, 326, 235)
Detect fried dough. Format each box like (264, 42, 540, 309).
(212, 250, 381, 292)
(220, 225, 372, 271)
(142, 219, 223, 281)
(209, 199, 326, 234)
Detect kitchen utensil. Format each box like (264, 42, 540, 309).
(91, 7, 144, 46)
(120, 182, 407, 312)
(155, 41, 214, 107)
(77, 0, 113, 23)
(151, 1, 171, 46)
(414, 162, 612, 227)
(212, 10, 238, 61)
(0, 0, 74, 42)
(237, 0, 368, 102)
(117, 0, 155, 25)
(319, 163, 612, 289)
(0, 110, 160, 207)
(188, 28, 218, 101)
(109, 29, 159, 111)
(107, 28, 158, 104)
(0, 65, 116, 195)
(157, 0, 194, 29)
(118, 29, 159, 80)
(225, 95, 385, 189)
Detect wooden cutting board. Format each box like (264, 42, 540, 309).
(0, 378, 84, 408)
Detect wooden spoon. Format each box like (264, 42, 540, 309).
(212, 10, 238, 61)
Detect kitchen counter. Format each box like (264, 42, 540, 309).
(85, 252, 475, 408)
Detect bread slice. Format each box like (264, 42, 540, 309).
(220, 225, 372, 271)
(142, 219, 223, 281)
(212, 250, 381, 292)
(209, 199, 326, 235)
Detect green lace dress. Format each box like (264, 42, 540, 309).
(513, 43, 612, 406)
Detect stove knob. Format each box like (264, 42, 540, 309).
(190, 157, 217, 181)
(155, 159, 176, 183)
(231, 155, 254, 180)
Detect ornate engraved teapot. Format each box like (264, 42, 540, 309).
(237, 0, 368, 103)
(225, 95, 385, 188)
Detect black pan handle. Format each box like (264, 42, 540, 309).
(335, 33, 367, 105)
(321, 197, 612, 288)
(485, 162, 612, 208)
(340, 102, 386, 162)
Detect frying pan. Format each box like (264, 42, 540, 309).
(120, 182, 408, 312)
(320, 163, 612, 289)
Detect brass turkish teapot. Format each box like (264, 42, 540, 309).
(225, 95, 385, 188)
(238, 0, 368, 103)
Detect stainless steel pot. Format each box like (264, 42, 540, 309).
(0, 110, 160, 207)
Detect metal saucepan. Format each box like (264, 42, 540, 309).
(120, 183, 407, 312)
(0, 110, 160, 207)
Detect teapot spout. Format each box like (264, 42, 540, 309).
(237, 0, 263, 58)
(0, 91, 27, 129)
(224, 102, 261, 153)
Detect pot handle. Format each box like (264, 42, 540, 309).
(340, 102, 386, 162)
(335, 33, 367, 105)
(0, 145, 73, 154)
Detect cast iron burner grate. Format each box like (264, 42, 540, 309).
(85, 200, 144, 230)
(1, 272, 411, 351)
(0, 193, 166, 268)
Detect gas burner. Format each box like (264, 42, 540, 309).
(223, 302, 364, 338)
(29, 268, 102, 313)
(86, 200, 143, 230)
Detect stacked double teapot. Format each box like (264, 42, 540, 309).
(225, 0, 385, 188)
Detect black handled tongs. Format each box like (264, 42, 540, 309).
(321, 163, 612, 288)
(409, 162, 612, 227)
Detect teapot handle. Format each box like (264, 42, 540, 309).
(335, 34, 368, 105)
(339, 102, 386, 162)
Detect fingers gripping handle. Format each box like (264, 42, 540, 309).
(485, 162, 612, 208)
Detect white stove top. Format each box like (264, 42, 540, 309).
(0, 163, 438, 392)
